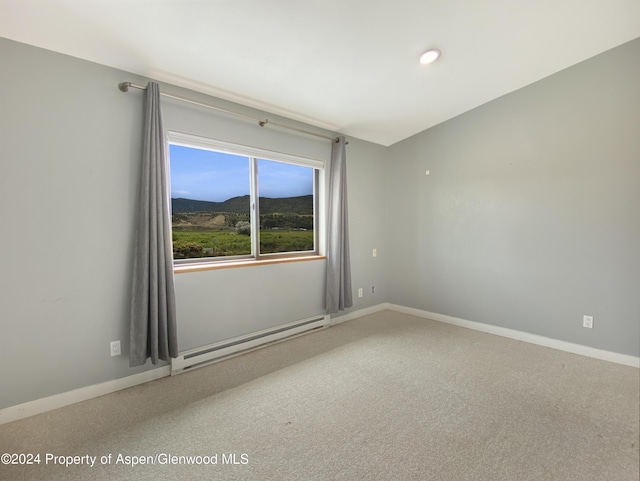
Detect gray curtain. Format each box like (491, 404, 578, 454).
(325, 136, 353, 313)
(129, 82, 178, 367)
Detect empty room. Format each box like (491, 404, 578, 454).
(0, 1, 638, 480)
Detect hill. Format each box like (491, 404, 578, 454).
(172, 195, 313, 215)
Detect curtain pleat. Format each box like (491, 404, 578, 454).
(129, 82, 178, 367)
(325, 136, 353, 313)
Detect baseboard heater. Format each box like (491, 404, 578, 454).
(170, 314, 329, 375)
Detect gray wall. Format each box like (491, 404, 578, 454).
(1, 35, 638, 411)
(1, 39, 148, 409)
(387, 38, 640, 356)
(0, 38, 388, 409)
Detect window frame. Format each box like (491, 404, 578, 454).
(167, 131, 325, 268)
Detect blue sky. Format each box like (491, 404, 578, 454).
(169, 145, 313, 202)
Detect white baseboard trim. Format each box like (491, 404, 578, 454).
(0, 366, 170, 426)
(386, 304, 640, 368)
(329, 302, 390, 326)
(3, 302, 637, 425)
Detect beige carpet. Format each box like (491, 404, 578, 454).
(1, 310, 638, 481)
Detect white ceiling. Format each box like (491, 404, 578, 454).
(2, 0, 640, 146)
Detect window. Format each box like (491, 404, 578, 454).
(168, 132, 323, 265)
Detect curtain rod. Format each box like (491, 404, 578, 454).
(118, 81, 344, 144)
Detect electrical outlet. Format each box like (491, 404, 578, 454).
(372, 248, 377, 257)
(110, 340, 121, 357)
(582, 315, 594, 329)
(358, 288, 363, 298)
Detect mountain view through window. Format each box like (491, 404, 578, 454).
(169, 144, 316, 261)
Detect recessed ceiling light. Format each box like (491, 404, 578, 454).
(419, 49, 441, 65)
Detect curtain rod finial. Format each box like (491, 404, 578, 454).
(118, 82, 131, 92)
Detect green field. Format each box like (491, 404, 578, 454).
(173, 229, 314, 258)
